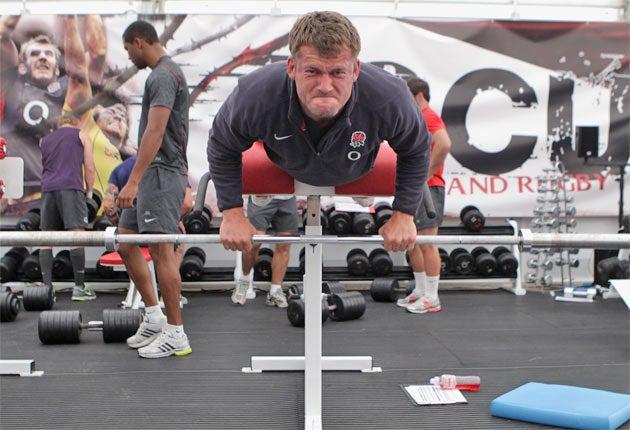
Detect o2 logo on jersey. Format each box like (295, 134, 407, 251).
(22, 100, 50, 126)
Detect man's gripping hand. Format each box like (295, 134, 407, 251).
(378, 210, 417, 253)
(219, 207, 257, 252)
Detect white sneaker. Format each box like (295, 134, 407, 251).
(396, 292, 419, 308)
(126, 315, 166, 349)
(266, 290, 288, 308)
(138, 330, 192, 358)
(405, 297, 442, 314)
(232, 276, 250, 305)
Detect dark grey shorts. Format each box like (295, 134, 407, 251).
(414, 186, 445, 229)
(247, 196, 299, 233)
(40, 190, 88, 230)
(119, 167, 186, 234)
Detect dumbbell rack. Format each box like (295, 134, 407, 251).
(436, 220, 524, 295)
(526, 162, 581, 297)
(241, 195, 381, 430)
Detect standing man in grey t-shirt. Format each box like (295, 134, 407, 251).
(117, 20, 191, 359)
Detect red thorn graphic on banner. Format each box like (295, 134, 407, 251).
(190, 33, 289, 103)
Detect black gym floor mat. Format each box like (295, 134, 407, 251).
(1, 288, 629, 429)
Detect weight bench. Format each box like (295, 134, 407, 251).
(99, 247, 159, 310)
(232, 141, 419, 430)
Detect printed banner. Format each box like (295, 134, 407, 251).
(1, 15, 628, 218)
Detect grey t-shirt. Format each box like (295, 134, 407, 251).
(138, 56, 189, 175)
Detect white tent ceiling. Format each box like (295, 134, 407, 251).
(1, 0, 628, 22)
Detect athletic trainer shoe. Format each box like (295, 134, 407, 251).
(138, 330, 192, 359)
(232, 276, 250, 305)
(405, 297, 442, 314)
(266, 290, 288, 308)
(71, 286, 97, 301)
(127, 315, 166, 349)
(396, 292, 418, 308)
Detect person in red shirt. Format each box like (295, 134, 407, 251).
(400, 77, 452, 314)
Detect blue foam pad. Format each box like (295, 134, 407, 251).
(490, 382, 630, 430)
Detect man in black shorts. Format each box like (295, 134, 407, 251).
(232, 195, 296, 307)
(117, 21, 191, 359)
(39, 114, 96, 301)
(398, 78, 452, 314)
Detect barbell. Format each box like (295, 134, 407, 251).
(0, 226, 627, 250)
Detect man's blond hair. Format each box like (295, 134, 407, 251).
(58, 113, 80, 127)
(288, 11, 361, 59)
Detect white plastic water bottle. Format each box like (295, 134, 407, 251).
(430, 374, 481, 391)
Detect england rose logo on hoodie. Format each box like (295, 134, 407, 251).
(349, 131, 366, 148)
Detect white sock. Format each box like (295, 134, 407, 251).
(165, 323, 184, 336)
(425, 275, 440, 301)
(269, 284, 282, 295)
(239, 268, 252, 281)
(145, 305, 164, 323)
(412, 272, 427, 297)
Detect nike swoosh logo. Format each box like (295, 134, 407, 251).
(274, 133, 293, 141)
(144, 217, 158, 223)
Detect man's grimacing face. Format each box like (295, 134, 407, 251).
(287, 44, 360, 126)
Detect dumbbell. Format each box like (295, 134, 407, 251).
(52, 250, 73, 279)
(0, 287, 20, 322)
(286, 280, 346, 301)
(352, 212, 377, 235)
(555, 257, 579, 268)
(459, 205, 485, 232)
(536, 195, 574, 204)
(438, 248, 452, 276)
(373, 201, 393, 229)
(86, 189, 103, 223)
(346, 248, 369, 276)
(253, 248, 274, 281)
(471, 247, 498, 276)
(21, 249, 42, 281)
(287, 283, 328, 327)
(182, 205, 213, 234)
(1, 247, 29, 282)
(16, 208, 41, 231)
(370, 278, 413, 302)
(531, 218, 559, 229)
(92, 215, 113, 231)
(527, 258, 553, 270)
(95, 251, 117, 279)
(450, 248, 475, 275)
(327, 208, 352, 235)
(180, 247, 206, 281)
(287, 291, 366, 327)
(22, 284, 55, 311)
(38, 309, 143, 344)
(558, 218, 577, 228)
(492, 246, 519, 277)
(537, 186, 560, 193)
(369, 248, 393, 277)
(526, 273, 553, 287)
(287, 299, 330, 327)
(533, 206, 561, 217)
(596, 257, 629, 285)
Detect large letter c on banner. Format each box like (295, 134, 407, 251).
(442, 68, 538, 175)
